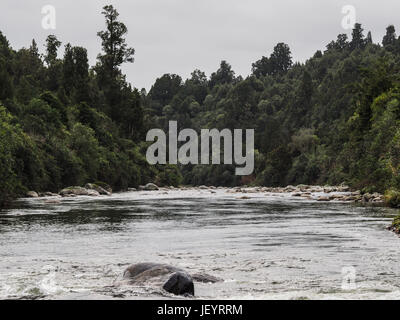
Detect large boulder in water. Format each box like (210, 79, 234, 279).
(85, 183, 111, 195)
(26, 191, 39, 198)
(123, 263, 194, 296)
(162, 272, 194, 296)
(59, 185, 108, 197)
(143, 183, 159, 191)
(59, 186, 90, 196)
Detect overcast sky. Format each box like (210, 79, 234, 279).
(1, 0, 400, 90)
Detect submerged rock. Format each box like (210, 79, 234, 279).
(191, 273, 223, 283)
(329, 194, 343, 200)
(44, 199, 61, 204)
(123, 263, 194, 296)
(122, 263, 222, 296)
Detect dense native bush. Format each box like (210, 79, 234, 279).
(143, 23, 400, 195)
(2, 6, 400, 207)
(0, 7, 152, 205)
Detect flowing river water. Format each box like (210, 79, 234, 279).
(0, 189, 399, 300)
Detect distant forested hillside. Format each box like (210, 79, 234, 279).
(1, 5, 400, 206)
(144, 23, 400, 192)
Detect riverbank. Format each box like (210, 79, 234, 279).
(24, 183, 385, 205)
(388, 215, 400, 234)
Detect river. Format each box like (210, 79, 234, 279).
(0, 189, 399, 299)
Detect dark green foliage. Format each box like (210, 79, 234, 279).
(44, 35, 61, 66)
(63, 44, 89, 102)
(0, 106, 25, 205)
(143, 22, 400, 193)
(385, 190, 400, 208)
(390, 214, 400, 233)
(210, 61, 236, 87)
(269, 42, 293, 75)
(252, 42, 292, 77)
(0, 6, 151, 206)
(93, 5, 143, 140)
(96, 5, 135, 88)
(149, 74, 182, 112)
(326, 34, 349, 51)
(3, 15, 400, 207)
(155, 164, 183, 187)
(382, 25, 396, 48)
(350, 23, 366, 50)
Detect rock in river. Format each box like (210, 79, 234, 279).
(26, 191, 39, 198)
(139, 183, 159, 191)
(123, 263, 194, 296)
(59, 186, 91, 196)
(85, 183, 111, 195)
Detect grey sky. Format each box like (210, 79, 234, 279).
(1, 0, 399, 90)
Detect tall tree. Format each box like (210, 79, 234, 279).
(269, 42, 292, 75)
(254, 43, 292, 77)
(44, 35, 61, 66)
(95, 4, 143, 139)
(72, 46, 89, 102)
(252, 56, 271, 77)
(64, 44, 90, 102)
(210, 60, 235, 87)
(29, 40, 40, 61)
(96, 5, 135, 88)
(184, 69, 208, 104)
(366, 31, 373, 44)
(189, 69, 207, 85)
(382, 25, 396, 47)
(327, 34, 349, 51)
(336, 34, 349, 50)
(44, 35, 62, 91)
(350, 23, 365, 50)
(63, 44, 75, 94)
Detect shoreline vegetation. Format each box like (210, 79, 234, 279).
(2, 5, 400, 233)
(388, 215, 400, 234)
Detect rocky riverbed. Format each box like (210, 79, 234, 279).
(25, 183, 385, 205)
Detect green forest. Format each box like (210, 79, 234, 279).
(2, 5, 400, 206)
